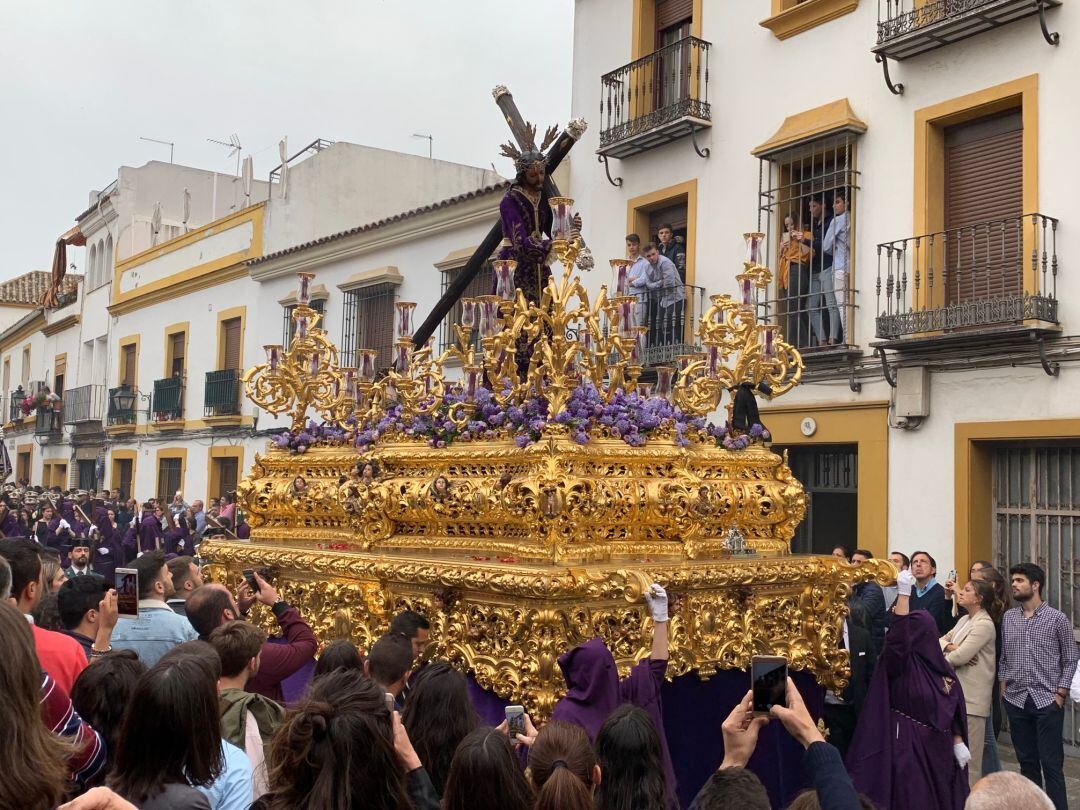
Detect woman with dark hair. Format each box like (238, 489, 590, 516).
(441, 726, 533, 810)
(972, 565, 1008, 777)
(17, 506, 33, 537)
(110, 656, 224, 809)
(401, 661, 479, 795)
(256, 668, 438, 810)
(594, 703, 670, 810)
(0, 601, 72, 810)
(528, 721, 599, 810)
(311, 639, 364, 679)
(70, 649, 147, 785)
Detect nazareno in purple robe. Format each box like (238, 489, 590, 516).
(0, 509, 20, 537)
(846, 610, 969, 810)
(138, 513, 163, 553)
(551, 637, 678, 804)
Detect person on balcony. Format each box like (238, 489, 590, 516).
(822, 192, 851, 345)
(656, 223, 685, 282)
(780, 213, 814, 348)
(797, 197, 833, 348)
(642, 243, 685, 347)
(626, 233, 651, 327)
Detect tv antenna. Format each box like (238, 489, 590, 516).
(139, 136, 175, 163)
(412, 132, 433, 159)
(207, 134, 243, 175)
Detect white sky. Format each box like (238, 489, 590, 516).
(0, 0, 574, 278)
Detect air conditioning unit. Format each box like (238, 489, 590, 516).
(895, 366, 929, 419)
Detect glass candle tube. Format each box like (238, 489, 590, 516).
(707, 344, 720, 377)
(549, 197, 575, 242)
(655, 367, 674, 399)
(395, 302, 416, 341)
(743, 232, 766, 267)
(264, 344, 282, 371)
(297, 316, 308, 339)
(309, 351, 321, 376)
(297, 272, 315, 304)
(763, 326, 776, 359)
(637, 383, 654, 398)
(359, 350, 377, 381)
(493, 260, 517, 301)
(461, 298, 476, 329)
(610, 259, 632, 296)
(618, 298, 636, 338)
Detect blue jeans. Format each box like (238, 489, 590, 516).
(1004, 696, 1067, 810)
(808, 272, 825, 344)
(982, 704, 1002, 775)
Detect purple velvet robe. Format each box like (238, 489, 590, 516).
(164, 526, 189, 555)
(498, 186, 553, 377)
(120, 526, 138, 564)
(236, 521, 250, 540)
(0, 510, 19, 537)
(551, 637, 677, 803)
(138, 513, 163, 553)
(847, 611, 969, 810)
(91, 530, 124, 583)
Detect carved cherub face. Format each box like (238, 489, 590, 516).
(293, 476, 307, 492)
(434, 476, 449, 494)
(362, 463, 375, 479)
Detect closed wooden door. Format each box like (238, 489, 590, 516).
(944, 110, 1023, 306)
(222, 318, 242, 370)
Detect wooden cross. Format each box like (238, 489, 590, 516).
(411, 88, 585, 348)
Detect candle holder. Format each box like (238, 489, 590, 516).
(396, 302, 417, 341)
(610, 258, 632, 296)
(493, 260, 517, 301)
(298, 272, 315, 305)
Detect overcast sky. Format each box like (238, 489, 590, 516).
(0, 1, 574, 278)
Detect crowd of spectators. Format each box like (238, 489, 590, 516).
(1, 486, 1073, 810)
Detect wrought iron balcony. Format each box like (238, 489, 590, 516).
(874, 213, 1058, 344)
(598, 36, 711, 160)
(63, 385, 106, 425)
(35, 407, 63, 437)
(205, 369, 241, 417)
(152, 377, 185, 423)
(107, 385, 140, 427)
(639, 284, 706, 367)
(874, 0, 1061, 61)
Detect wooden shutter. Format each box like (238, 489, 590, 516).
(656, 0, 693, 31)
(944, 111, 1023, 304)
(222, 318, 242, 370)
(358, 287, 396, 371)
(117, 459, 132, 500)
(219, 458, 238, 500)
(170, 332, 186, 375)
(122, 344, 137, 386)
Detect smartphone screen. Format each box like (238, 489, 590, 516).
(115, 568, 139, 618)
(505, 705, 525, 737)
(243, 569, 260, 592)
(751, 655, 787, 714)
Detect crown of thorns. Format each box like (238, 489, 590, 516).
(500, 122, 559, 173)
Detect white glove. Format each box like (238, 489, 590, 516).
(644, 583, 669, 623)
(97, 548, 109, 556)
(58, 518, 71, 530)
(953, 741, 971, 768)
(176, 539, 185, 551)
(897, 570, 916, 597)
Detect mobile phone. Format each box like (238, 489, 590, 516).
(385, 692, 396, 712)
(243, 568, 260, 593)
(505, 704, 525, 737)
(115, 568, 139, 619)
(751, 655, 787, 715)
(948, 569, 957, 582)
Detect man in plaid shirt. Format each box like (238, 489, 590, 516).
(998, 562, 1078, 810)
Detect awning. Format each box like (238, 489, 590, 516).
(752, 98, 867, 159)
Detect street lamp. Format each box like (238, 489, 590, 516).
(111, 386, 136, 414)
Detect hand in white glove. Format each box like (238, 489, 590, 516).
(953, 741, 971, 768)
(176, 539, 185, 551)
(58, 518, 71, 530)
(97, 548, 109, 556)
(644, 583, 669, 623)
(896, 570, 916, 597)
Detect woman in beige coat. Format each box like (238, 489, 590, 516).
(939, 577, 1004, 785)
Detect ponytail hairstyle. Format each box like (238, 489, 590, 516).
(970, 573, 1007, 625)
(594, 704, 669, 810)
(262, 669, 411, 810)
(529, 721, 597, 810)
(441, 726, 533, 810)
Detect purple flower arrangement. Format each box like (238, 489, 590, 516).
(275, 388, 771, 455)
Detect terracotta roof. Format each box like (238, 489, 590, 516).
(0, 271, 83, 306)
(248, 180, 509, 267)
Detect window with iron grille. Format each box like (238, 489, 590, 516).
(157, 456, 183, 504)
(993, 443, 1080, 749)
(440, 262, 493, 352)
(340, 283, 396, 371)
(282, 298, 326, 346)
(758, 133, 860, 351)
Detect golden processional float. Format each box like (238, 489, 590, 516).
(201, 214, 894, 719)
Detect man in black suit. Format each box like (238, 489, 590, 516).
(850, 549, 887, 654)
(823, 596, 878, 758)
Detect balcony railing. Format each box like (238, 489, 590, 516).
(875, 213, 1058, 342)
(761, 278, 859, 354)
(205, 369, 241, 417)
(598, 36, 711, 159)
(875, 0, 1062, 60)
(107, 385, 139, 427)
(63, 385, 106, 424)
(152, 377, 185, 422)
(631, 285, 706, 367)
(35, 407, 63, 436)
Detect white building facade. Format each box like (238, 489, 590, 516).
(567, 0, 1077, 629)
